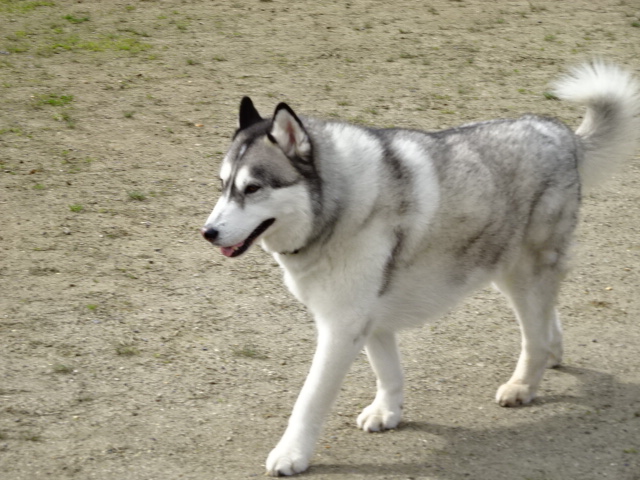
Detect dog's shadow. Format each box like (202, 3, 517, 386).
(306, 366, 640, 478)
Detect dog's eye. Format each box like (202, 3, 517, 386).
(244, 184, 261, 195)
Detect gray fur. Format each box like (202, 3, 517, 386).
(296, 114, 581, 288)
(378, 228, 405, 296)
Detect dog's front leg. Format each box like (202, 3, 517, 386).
(266, 324, 365, 476)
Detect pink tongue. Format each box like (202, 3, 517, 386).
(220, 241, 244, 257)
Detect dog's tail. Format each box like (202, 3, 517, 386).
(553, 61, 640, 190)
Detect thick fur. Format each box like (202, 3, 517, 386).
(202, 62, 640, 476)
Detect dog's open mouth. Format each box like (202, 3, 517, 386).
(220, 218, 275, 258)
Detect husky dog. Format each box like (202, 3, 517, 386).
(201, 62, 640, 476)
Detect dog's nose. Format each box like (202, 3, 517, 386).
(201, 227, 218, 242)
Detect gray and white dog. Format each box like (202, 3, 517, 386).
(202, 62, 640, 476)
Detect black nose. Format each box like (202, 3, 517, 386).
(201, 227, 218, 242)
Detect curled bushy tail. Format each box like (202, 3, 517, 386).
(553, 61, 640, 190)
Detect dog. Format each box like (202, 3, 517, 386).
(201, 62, 640, 476)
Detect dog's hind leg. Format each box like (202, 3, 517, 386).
(493, 249, 565, 407)
(357, 330, 404, 432)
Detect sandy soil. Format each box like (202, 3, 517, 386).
(1, 1, 639, 479)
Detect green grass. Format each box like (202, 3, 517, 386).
(116, 342, 140, 356)
(0, 126, 25, 135)
(69, 204, 84, 212)
(35, 34, 152, 56)
(232, 345, 268, 359)
(0, 0, 55, 14)
(34, 93, 73, 107)
(63, 14, 89, 24)
(127, 190, 146, 201)
(174, 20, 190, 32)
(55, 112, 76, 128)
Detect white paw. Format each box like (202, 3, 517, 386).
(265, 445, 310, 477)
(495, 382, 536, 407)
(357, 401, 402, 432)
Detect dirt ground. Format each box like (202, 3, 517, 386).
(1, 1, 640, 479)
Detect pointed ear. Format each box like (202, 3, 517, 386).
(268, 103, 311, 159)
(238, 97, 263, 130)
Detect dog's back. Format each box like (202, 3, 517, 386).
(304, 115, 581, 329)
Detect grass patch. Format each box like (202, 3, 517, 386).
(0, 126, 25, 136)
(54, 111, 76, 128)
(63, 14, 89, 24)
(127, 190, 146, 201)
(0, 1, 55, 14)
(34, 93, 74, 107)
(80, 35, 151, 53)
(232, 344, 268, 359)
(37, 33, 152, 56)
(115, 342, 140, 356)
(69, 204, 84, 212)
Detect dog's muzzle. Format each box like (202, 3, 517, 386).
(201, 218, 275, 258)
(201, 227, 218, 243)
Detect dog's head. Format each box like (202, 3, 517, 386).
(202, 97, 316, 257)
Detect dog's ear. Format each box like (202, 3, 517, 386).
(268, 103, 311, 160)
(238, 97, 263, 131)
